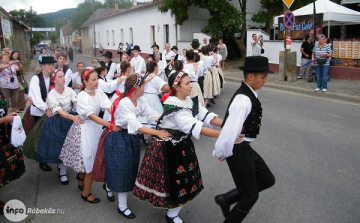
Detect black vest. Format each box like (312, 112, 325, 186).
(36, 73, 49, 102)
(222, 82, 262, 138)
(194, 52, 200, 62)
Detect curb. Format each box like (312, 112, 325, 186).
(224, 76, 360, 104)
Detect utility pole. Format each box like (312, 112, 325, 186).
(92, 0, 96, 57)
(313, 0, 316, 43)
(30, 6, 33, 49)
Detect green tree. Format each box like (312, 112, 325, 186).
(70, 1, 103, 30)
(10, 9, 47, 45)
(159, 0, 247, 57)
(103, 0, 132, 9)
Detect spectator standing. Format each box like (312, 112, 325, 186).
(312, 34, 332, 92)
(251, 34, 262, 56)
(297, 34, 314, 79)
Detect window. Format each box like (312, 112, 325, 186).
(150, 26, 155, 46)
(120, 29, 124, 43)
(164, 25, 169, 44)
(129, 28, 133, 45)
(112, 30, 115, 46)
(106, 30, 109, 45)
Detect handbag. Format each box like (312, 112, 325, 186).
(20, 70, 29, 94)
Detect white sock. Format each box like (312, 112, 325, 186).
(105, 183, 113, 197)
(167, 206, 183, 223)
(118, 193, 131, 215)
(57, 163, 67, 181)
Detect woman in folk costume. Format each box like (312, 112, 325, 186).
(133, 72, 243, 223)
(212, 45, 225, 89)
(183, 49, 205, 107)
(0, 90, 25, 213)
(141, 61, 170, 119)
(36, 69, 83, 185)
(201, 46, 216, 107)
(209, 44, 222, 98)
(104, 74, 170, 219)
(59, 69, 114, 203)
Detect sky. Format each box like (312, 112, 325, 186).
(1, 0, 149, 14)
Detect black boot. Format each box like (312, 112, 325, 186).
(214, 188, 241, 218)
(223, 205, 249, 223)
(210, 99, 216, 104)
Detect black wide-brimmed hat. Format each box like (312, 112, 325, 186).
(171, 46, 178, 51)
(190, 39, 200, 48)
(239, 56, 274, 73)
(39, 56, 57, 64)
(103, 51, 113, 58)
(132, 45, 141, 51)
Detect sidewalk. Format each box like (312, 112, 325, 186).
(223, 59, 360, 104)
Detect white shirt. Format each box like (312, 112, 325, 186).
(162, 50, 176, 61)
(105, 61, 117, 80)
(144, 75, 167, 94)
(156, 60, 167, 82)
(76, 89, 111, 120)
(213, 82, 257, 159)
(217, 54, 223, 65)
(28, 74, 50, 116)
(47, 87, 77, 114)
(202, 55, 216, 73)
(130, 56, 146, 77)
(115, 96, 159, 134)
(159, 96, 217, 141)
(251, 40, 262, 56)
(72, 73, 83, 95)
(59, 66, 73, 87)
(183, 62, 203, 82)
(116, 63, 121, 74)
(98, 77, 119, 94)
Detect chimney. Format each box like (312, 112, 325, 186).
(132, 0, 137, 6)
(115, 3, 118, 11)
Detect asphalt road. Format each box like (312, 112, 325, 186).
(1, 53, 359, 223)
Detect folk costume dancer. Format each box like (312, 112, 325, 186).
(133, 72, 243, 223)
(22, 56, 57, 172)
(104, 74, 170, 219)
(213, 56, 275, 223)
(36, 69, 83, 185)
(59, 69, 114, 203)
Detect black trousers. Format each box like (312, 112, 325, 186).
(226, 142, 275, 211)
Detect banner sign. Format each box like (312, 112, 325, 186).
(278, 14, 323, 40)
(30, 27, 56, 32)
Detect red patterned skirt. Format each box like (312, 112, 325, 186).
(132, 136, 203, 209)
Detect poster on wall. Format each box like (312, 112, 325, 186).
(4, 19, 10, 33)
(278, 13, 323, 40)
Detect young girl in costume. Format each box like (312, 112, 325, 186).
(133, 72, 243, 223)
(104, 74, 171, 219)
(36, 69, 83, 185)
(59, 69, 114, 203)
(183, 49, 205, 107)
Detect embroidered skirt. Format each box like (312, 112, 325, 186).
(59, 123, 85, 173)
(105, 129, 140, 192)
(22, 115, 47, 160)
(36, 114, 74, 163)
(0, 123, 25, 188)
(93, 128, 110, 182)
(132, 136, 204, 209)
